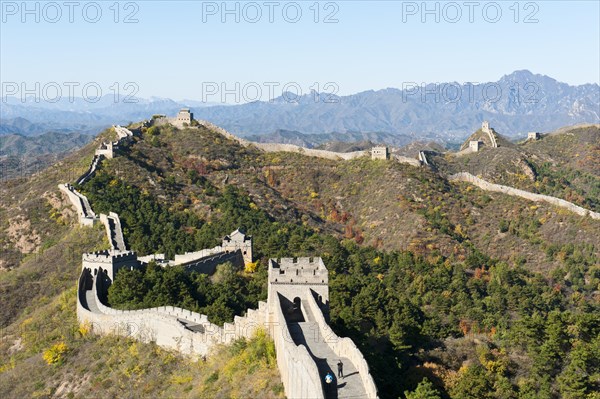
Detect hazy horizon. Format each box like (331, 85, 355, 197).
(2, 1, 599, 102)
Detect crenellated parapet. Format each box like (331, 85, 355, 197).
(77, 263, 269, 357)
(77, 250, 378, 397)
(266, 257, 377, 398)
(82, 250, 139, 283)
(268, 257, 329, 318)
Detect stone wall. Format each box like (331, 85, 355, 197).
(67, 117, 384, 398)
(114, 125, 133, 140)
(77, 154, 102, 185)
(58, 184, 97, 226)
(196, 120, 251, 146)
(99, 212, 126, 251)
(269, 293, 325, 399)
(171, 246, 224, 265)
(304, 288, 379, 398)
(78, 276, 217, 356)
(254, 142, 366, 161)
(449, 172, 600, 220)
(198, 119, 423, 169)
(481, 122, 498, 148)
(175, 250, 244, 275)
(392, 154, 422, 167)
(77, 268, 269, 357)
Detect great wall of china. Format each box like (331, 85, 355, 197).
(187, 117, 423, 167)
(57, 114, 598, 399)
(481, 121, 499, 148)
(60, 123, 379, 398)
(449, 172, 600, 220)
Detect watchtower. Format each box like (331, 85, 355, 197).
(469, 140, 482, 152)
(267, 257, 329, 321)
(81, 250, 139, 283)
(176, 108, 193, 124)
(222, 229, 252, 264)
(482, 121, 490, 133)
(371, 146, 389, 160)
(95, 142, 115, 159)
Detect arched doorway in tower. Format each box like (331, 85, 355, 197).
(281, 295, 305, 323)
(290, 297, 305, 322)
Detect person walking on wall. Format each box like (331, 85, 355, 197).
(325, 370, 334, 394)
(337, 360, 344, 378)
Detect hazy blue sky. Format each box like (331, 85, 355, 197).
(1, 0, 599, 101)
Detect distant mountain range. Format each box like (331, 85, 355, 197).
(1, 70, 598, 144)
(0, 131, 93, 157)
(0, 131, 94, 179)
(246, 129, 415, 148)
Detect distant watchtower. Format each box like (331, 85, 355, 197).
(95, 141, 115, 159)
(469, 140, 482, 152)
(267, 258, 329, 321)
(482, 121, 490, 133)
(222, 229, 252, 264)
(528, 132, 540, 141)
(176, 108, 193, 124)
(371, 146, 389, 160)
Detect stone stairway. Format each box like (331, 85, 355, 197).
(288, 302, 370, 399)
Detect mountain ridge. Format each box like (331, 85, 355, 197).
(2, 70, 598, 142)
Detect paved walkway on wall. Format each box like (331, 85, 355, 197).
(82, 275, 208, 331)
(84, 281, 101, 313)
(105, 214, 126, 251)
(77, 154, 102, 185)
(288, 302, 369, 399)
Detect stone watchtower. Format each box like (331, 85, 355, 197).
(95, 141, 115, 159)
(176, 108, 193, 124)
(482, 121, 490, 133)
(528, 132, 540, 141)
(222, 229, 252, 264)
(81, 250, 139, 291)
(267, 257, 329, 321)
(469, 140, 482, 152)
(371, 146, 389, 160)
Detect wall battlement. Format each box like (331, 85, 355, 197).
(269, 257, 329, 285)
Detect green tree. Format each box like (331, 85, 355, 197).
(404, 378, 441, 399)
(450, 365, 493, 399)
(107, 268, 146, 308)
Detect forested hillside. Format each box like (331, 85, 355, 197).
(1, 122, 599, 398)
